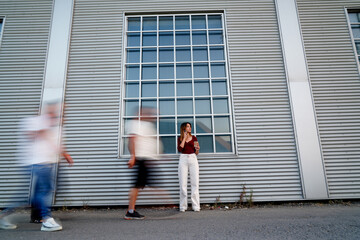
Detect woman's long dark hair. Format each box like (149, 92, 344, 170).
(180, 122, 192, 141)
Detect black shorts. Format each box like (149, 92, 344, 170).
(134, 158, 152, 188)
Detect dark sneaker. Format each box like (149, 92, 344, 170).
(124, 211, 145, 220)
(30, 219, 42, 224)
(30, 207, 42, 223)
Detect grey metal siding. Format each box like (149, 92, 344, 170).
(297, 0, 360, 198)
(0, 0, 53, 207)
(57, 0, 302, 207)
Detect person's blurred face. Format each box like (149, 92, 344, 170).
(185, 123, 191, 133)
(45, 104, 60, 126)
(140, 107, 156, 122)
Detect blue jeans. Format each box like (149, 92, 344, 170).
(32, 163, 56, 219)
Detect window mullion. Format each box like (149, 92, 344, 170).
(206, 13, 216, 153)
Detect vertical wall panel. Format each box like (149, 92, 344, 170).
(297, 0, 360, 198)
(0, 0, 53, 207)
(55, 0, 123, 206)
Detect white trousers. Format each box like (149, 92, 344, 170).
(178, 153, 200, 211)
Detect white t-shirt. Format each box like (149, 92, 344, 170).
(18, 115, 61, 165)
(128, 120, 159, 159)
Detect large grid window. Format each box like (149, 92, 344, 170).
(122, 13, 233, 155)
(348, 11, 360, 66)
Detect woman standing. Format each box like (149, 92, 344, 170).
(177, 122, 200, 212)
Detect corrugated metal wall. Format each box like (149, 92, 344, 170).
(297, 0, 360, 198)
(226, 1, 302, 201)
(0, 0, 53, 207)
(56, 0, 302, 207)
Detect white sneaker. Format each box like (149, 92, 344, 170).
(41, 217, 62, 232)
(0, 217, 17, 230)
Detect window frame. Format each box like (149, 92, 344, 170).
(346, 8, 360, 74)
(120, 12, 235, 157)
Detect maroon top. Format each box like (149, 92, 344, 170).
(178, 136, 198, 154)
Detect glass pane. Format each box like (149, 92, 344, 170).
(209, 30, 223, 44)
(195, 98, 211, 114)
(127, 33, 140, 47)
(176, 47, 191, 61)
(126, 65, 139, 80)
(124, 119, 135, 134)
(123, 137, 130, 155)
(175, 16, 190, 30)
(159, 32, 173, 46)
(128, 17, 140, 31)
(141, 100, 157, 110)
(213, 98, 228, 114)
(176, 31, 190, 45)
(196, 135, 213, 153)
(177, 99, 193, 114)
(125, 82, 139, 98)
(194, 80, 210, 96)
(159, 48, 174, 62)
(125, 100, 139, 116)
(211, 63, 226, 78)
(177, 117, 194, 132)
(127, 49, 140, 63)
(193, 47, 208, 61)
(176, 64, 192, 79)
(349, 13, 360, 23)
(192, 31, 207, 45)
(210, 46, 224, 60)
(193, 63, 209, 78)
(159, 118, 175, 134)
(196, 117, 212, 134)
(177, 81, 192, 96)
(355, 41, 360, 54)
(214, 116, 230, 133)
(192, 15, 206, 29)
(161, 136, 176, 154)
(142, 48, 157, 63)
(143, 17, 157, 31)
(159, 16, 173, 30)
(212, 80, 227, 95)
(142, 82, 157, 97)
(215, 135, 232, 152)
(143, 32, 157, 46)
(159, 99, 175, 115)
(142, 65, 157, 79)
(159, 64, 174, 79)
(352, 25, 360, 38)
(208, 15, 222, 28)
(159, 82, 174, 97)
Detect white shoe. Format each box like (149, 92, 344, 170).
(41, 217, 62, 232)
(0, 217, 17, 230)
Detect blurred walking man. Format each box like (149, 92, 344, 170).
(125, 107, 160, 220)
(0, 102, 73, 231)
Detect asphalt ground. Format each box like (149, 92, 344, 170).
(1, 202, 360, 240)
